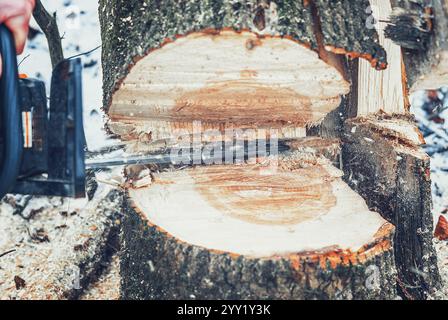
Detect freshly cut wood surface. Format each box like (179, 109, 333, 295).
(99, 0, 389, 147)
(129, 160, 388, 258)
(108, 30, 350, 144)
(357, 0, 407, 116)
(122, 156, 397, 299)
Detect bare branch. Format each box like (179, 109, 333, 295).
(0, 249, 16, 259)
(32, 0, 64, 68)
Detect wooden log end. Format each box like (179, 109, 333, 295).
(120, 158, 397, 299)
(107, 29, 351, 147)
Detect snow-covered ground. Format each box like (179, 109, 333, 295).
(0, 0, 121, 300)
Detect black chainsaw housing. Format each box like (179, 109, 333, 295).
(11, 60, 87, 198)
(0, 25, 86, 199)
(17, 78, 49, 178)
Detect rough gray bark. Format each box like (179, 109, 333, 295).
(98, 0, 386, 114)
(341, 114, 442, 300)
(313, 0, 387, 69)
(120, 198, 397, 300)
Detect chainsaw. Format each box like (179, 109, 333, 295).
(0, 25, 286, 200)
(0, 24, 87, 199)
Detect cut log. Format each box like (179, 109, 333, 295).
(107, 29, 348, 143)
(121, 155, 397, 299)
(388, 0, 448, 92)
(99, 0, 387, 150)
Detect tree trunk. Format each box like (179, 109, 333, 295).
(99, 0, 387, 151)
(121, 150, 397, 300)
(341, 114, 442, 300)
(99, 0, 441, 300)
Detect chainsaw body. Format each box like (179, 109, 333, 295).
(0, 25, 86, 199)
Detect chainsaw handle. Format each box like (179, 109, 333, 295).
(0, 25, 24, 199)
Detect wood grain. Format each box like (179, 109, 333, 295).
(357, 0, 406, 116)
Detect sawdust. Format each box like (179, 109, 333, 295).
(0, 185, 121, 300)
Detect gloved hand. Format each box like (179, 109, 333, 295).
(0, 0, 35, 77)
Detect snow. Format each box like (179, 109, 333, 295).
(0, 182, 120, 299)
(18, 0, 115, 151)
(0, 0, 122, 300)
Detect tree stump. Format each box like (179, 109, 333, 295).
(121, 154, 396, 300)
(342, 114, 441, 299)
(99, 0, 441, 299)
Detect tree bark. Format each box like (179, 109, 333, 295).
(33, 0, 64, 68)
(389, 0, 448, 91)
(121, 196, 396, 300)
(342, 114, 442, 299)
